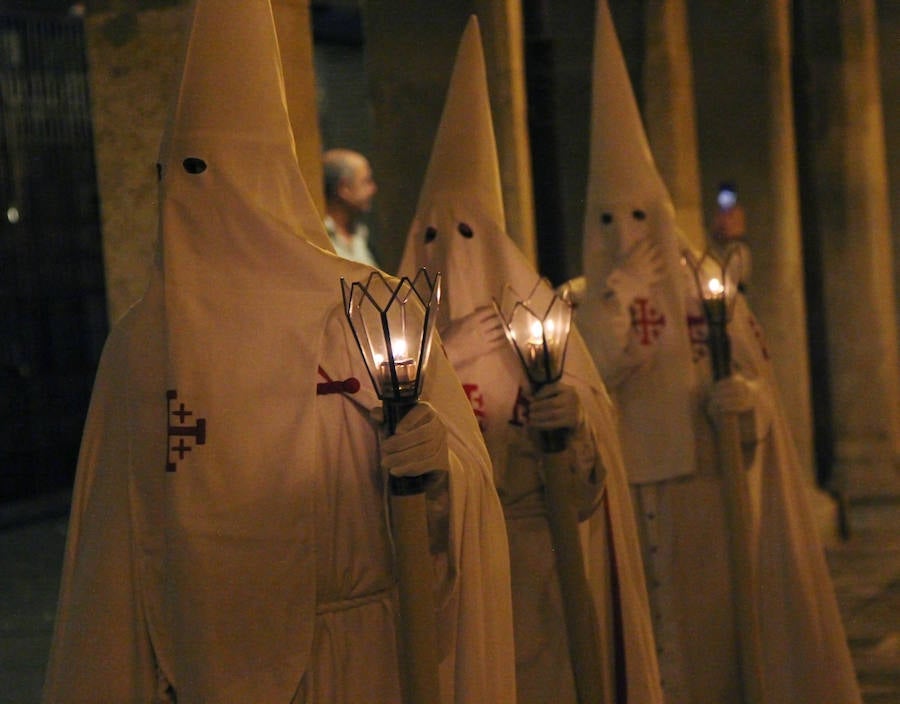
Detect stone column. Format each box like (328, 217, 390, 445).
(364, 0, 536, 272)
(273, 0, 325, 214)
(689, 0, 816, 482)
(798, 0, 900, 505)
(877, 2, 900, 376)
(364, 2, 466, 272)
(641, 0, 705, 252)
(85, 2, 190, 323)
(474, 0, 537, 265)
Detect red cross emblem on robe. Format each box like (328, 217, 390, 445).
(629, 297, 666, 345)
(463, 383, 488, 432)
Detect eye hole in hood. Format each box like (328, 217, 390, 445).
(183, 157, 207, 174)
(457, 222, 473, 238)
(424, 226, 438, 243)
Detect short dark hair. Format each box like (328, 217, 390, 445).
(323, 150, 357, 202)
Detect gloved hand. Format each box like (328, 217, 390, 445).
(598, 239, 664, 371)
(556, 276, 586, 307)
(380, 401, 451, 478)
(615, 238, 666, 287)
(527, 382, 583, 432)
(706, 373, 755, 420)
(706, 373, 764, 447)
(440, 305, 508, 367)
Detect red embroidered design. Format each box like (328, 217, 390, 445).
(317, 366, 360, 395)
(462, 383, 487, 431)
(166, 389, 206, 472)
(630, 297, 666, 345)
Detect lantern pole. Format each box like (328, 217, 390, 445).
(496, 282, 605, 704)
(686, 246, 765, 704)
(342, 270, 441, 704)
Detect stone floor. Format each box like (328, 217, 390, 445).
(1, 494, 898, 703)
(827, 500, 900, 704)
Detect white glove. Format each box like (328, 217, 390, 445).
(706, 373, 755, 419)
(527, 382, 583, 432)
(380, 402, 451, 478)
(557, 276, 586, 307)
(706, 372, 776, 458)
(440, 305, 507, 368)
(612, 238, 666, 288)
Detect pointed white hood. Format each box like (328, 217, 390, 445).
(44, 3, 521, 703)
(398, 16, 540, 328)
(399, 21, 665, 701)
(397, 13, 617, 465)
(158, 0, 333, 256)
(580, 0, 696, 483)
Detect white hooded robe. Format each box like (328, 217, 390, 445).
(579, 2, 863, 701)
(42, 1, 515, 702)
(400, 16, 663, 704)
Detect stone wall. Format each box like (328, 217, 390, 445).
(85, 3, 189, 324)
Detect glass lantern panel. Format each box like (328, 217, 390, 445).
(342, 270, 440, 401)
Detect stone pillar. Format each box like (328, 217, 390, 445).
(364, 0, 536, 272)
(86, 3, 190, 324)
(799, 0, 900, 503)
(877, 1, 900, 367)
(474, 0, 537, 265)
(364, 2, 466, 273)
(689, 0, 816, 481)
(641, 0, 705, 252)
(273, 0, 325, 214)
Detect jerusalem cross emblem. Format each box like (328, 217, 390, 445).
(166, 389, 207, 472)
(629, 297, 666, 345)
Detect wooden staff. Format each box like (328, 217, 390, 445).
(716, 411, 766, 704)
(385, 402, 441, 704)
(707, 307, 766, 704)
(541, 429, 605, 704)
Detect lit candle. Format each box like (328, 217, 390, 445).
(525, 320, 548, 378)
(374, 338, 418, 395)
(703, 277, 727, 327)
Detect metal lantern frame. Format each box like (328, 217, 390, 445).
(341, 268, 442, 429)
(494, 275, 605, 702)
(683, 244, 744, 380)
(493, 277, 574, 390)
(684, 243, 766, 704)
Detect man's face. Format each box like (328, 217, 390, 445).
(340, 156, 378, 214)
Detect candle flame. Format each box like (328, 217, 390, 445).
(392, 337, 408, 358)
(373, 337, 410, 368)
(708, 277, 724, 296)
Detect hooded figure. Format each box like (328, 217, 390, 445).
(399, 16, 662, 704)
(576, 2, 862, 701)
(41, 1, 516, 702)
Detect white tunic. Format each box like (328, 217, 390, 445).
(445, 330, 602, 704)
(591, 265, 862, 703)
